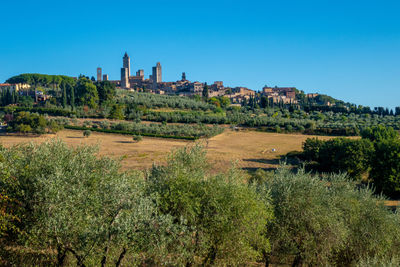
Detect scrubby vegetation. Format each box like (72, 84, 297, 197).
(0, 140, 399, 266)
(57, 118, 225, 139)
(301, 125, 400, 198)
(5, 111, 62, 134)
(118, 91, 216, 111)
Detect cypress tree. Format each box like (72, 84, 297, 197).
(5, 90, 12, 105)
(69, 84, 75, 110)
(202, 83, 209, 99)
(61, 82, 67, 108)
(0, 90, 4, 106)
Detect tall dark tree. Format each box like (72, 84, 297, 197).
(68, 83, 75, 110)
(396, 107, 400, 116)
(96, 81, 116, 103)
(202, 83, 209, 99)
(61, 82, 67, 108)
(75, 77, 99, 109)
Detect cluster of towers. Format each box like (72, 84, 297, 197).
(96, 67, 108, 82)
(120, 52, 162, 89)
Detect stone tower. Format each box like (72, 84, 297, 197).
(97, 67, 102, 82)
(123, 52, 130, 77)
(182, 72, 186, 81)
(136, 69, 144, 77)
(121, 68, 130, 88)
(152, 62, 162, 84)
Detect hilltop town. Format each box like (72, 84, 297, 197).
(97, 52, 311, 105)
(0, 52, 396, 115)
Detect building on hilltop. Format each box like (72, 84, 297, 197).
(262, 86, 298, 104)
(152, 62, 162, 84)
(136, 69, 144, 78)
(307, 93, 319, 98)
(97, 67, 102, 82)
(121, 68, 130, 88)
(123, 52, 131, 77)
(103, 74, 109, 81)
(0, 83, 31, 93)
(189, 82, 204, 95)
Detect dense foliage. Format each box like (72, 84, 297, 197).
(303, 137, 373, 179)
(118, 91, 216, 111)
(141, 107, 400, 136)
(6, 74, 76, 88)
(146, 145, 273, 265)
(6, 111, 62, 134)
(262, 168, 400, 266)
(302, 126, 400, 197)
(1, 141, 399, 266)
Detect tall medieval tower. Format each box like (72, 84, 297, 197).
(152, 62, 162, 83)
(123, 52, 131, 77)
(121, 68, 130, 88)
(97, 67, 102, 82)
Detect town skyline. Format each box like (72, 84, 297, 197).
(1, 0, 399, 108)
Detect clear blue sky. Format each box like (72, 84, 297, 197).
(1, 0, 399, 108)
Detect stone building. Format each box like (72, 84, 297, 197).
(0, 83, 31, 93)
(123, 52, 131, 77)
(136, 69, 144, 77)
(189, 82, 204, 95)
(121, 68, 130, 88)
(152, 62, 162, 84)
(103, 74, 109, 81)
(262, 86, 297, 99)
(97, 67, 102, 82)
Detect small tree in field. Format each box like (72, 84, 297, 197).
(132, 134, 142, 142)
(83, 130, 91, 138)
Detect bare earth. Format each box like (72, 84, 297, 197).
(0, 129, 333, 171)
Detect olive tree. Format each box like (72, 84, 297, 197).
(329, 177, 400, 265)
(264, 168, 347, 266)
(262, 167, 400, 266)
(0, 140, 187, 266)
(146, 144, 274, 266)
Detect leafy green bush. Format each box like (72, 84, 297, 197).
(361, 125, 399, 142)
(7, 111, 62, 134)
(302, 137, 374, 179)
(146, 145, 274, 265)
(370, 138, 400, 198)
(83, 129, 91, 138)
(0, 140, 188, 266)
(132, 134, 142, 142)
(262, 168, 400, 266)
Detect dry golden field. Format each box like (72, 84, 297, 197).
(0, 129, 334, 171)
(2, 129, 399, 208)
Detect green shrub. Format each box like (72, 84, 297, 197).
(0, 140, 188, 266)
(83, 130, 91, 138)
(146, 145, 274, 265)
(262, 168, 400, 266)
(132, 134, 142, 142)
(370, 138, 400, 198)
